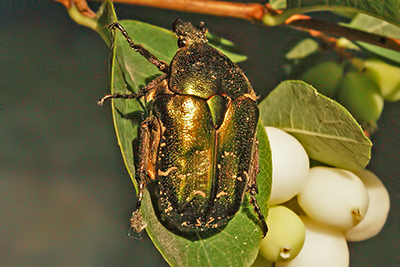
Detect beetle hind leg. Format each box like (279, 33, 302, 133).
(247, 138, 268, 237)
(129, 115, 161, 236)
(249, 189, 268, 238)
(128, 175, 148, 238)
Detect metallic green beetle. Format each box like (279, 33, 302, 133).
(100, 19, 267, 238)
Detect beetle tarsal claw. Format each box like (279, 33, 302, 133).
(129, 210, 147, 238)
(97, 95, 111, 106)
(97, 93, 121, 106)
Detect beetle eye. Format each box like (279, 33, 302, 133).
(177, 37, 186, 48)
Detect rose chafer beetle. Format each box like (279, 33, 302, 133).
(100, 19, 267, 238)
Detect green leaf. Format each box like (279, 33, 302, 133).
(250, 254, 274, 267)
(95, 0, 118, 45)
(67, 0, 116, 44)
(259, 80, 372, 171)
(349, 13, 400, 39)
(345, 13, 400, 63)
(107, 17, 272, 267)
(285, 38, 319, 60)
(269, 0, 287, 10)
(285, 0, 400, 27)
(357, 43, 400, 64)
(255, 121, 273, 216)
(207, 33, 248, 63)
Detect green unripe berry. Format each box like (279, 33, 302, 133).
(259, 206, 305, 262)
(301, 61, 343, 98)
(364, 58, 400, 102)
(338, 72, 384, 124)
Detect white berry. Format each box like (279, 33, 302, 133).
(276, 216, 349, 267)
(298, 167, 369, 230)
(265, 127, 309, 205)
(344, 169, 390, 241)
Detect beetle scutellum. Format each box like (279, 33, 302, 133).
(99, 19, 268, 238)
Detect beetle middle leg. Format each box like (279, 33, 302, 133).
(98, 74, 167, 106)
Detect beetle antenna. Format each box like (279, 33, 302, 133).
(109, 22, 169, 73)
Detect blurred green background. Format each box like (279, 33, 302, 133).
(1, 1, 399, 266)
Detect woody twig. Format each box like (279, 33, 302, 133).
(55, 0, 400, 52)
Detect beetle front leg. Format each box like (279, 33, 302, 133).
(110, 22, 169, 73)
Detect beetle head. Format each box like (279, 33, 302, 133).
(172, 19, 208, 48)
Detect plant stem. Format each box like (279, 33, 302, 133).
(285, 15, 400, 53)
(55, 0, 96, 18)
(56, 0, 400, 52)
(97, 0, 267, 20)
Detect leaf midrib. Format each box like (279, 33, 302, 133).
(280, 127, 372, 144)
